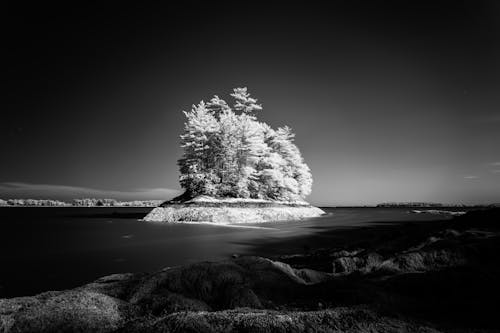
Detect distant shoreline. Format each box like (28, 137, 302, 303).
(0, 198, 162, 208)
(0, 206, 157, 208)
(1, 204, 497, 209)
(1, 196, 498, 209)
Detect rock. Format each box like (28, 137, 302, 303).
(133, 291, 211, 315)
(390, 249, 467, 272)
(332, 246, 472, 276)
(332, 256, 363, 274)
(79, 273, 146, 300)
(143, 205, 325, 223)
(117, 307, 440, 333)
(332, 253, 383, 275)
(0, 256, 335, 332)
(0, 260, 250, 331)
(0, 256, 334, 332)
(128, 256, 331, 312)
(0, 290, 138, 333)
(330, 249, 363, 259)
(443, 229, 461, 238)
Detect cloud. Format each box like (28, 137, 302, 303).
(463, 175, 479, 179)
(486, 163, 500, 174)
(0, 182, 181, 200)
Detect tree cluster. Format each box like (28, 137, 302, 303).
(0, 198, 162, 207)
(178, 88, 312, 201)
(72, 199, 162, 207)
(0, 199, 70, 207)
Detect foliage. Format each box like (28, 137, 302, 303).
(178, 88, 312, 201)
(0, 198, 162, 207)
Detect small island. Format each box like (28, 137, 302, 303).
(144, 88, 325, 223)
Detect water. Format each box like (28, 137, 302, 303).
(0, 207, 460, 298)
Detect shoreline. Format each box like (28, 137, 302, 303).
(0, 205, 493, 209)
(143, 204, 326, 223)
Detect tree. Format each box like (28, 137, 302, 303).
(206, 95, 231, 115)
(176, 88, 313, 201)
(230, 87, 263, 115)
(178, 101, 220, 196)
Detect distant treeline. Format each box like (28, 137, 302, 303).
(377, 202, 444, 207)
(377, 202, 499, 208)
(0, 198, 163, 207)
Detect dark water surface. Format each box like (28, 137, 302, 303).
(0, 207, 461, 298)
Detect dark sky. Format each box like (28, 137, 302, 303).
(3, 1, 500, 205)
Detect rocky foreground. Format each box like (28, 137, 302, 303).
(1, 209, 499, 332)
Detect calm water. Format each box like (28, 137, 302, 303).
(0, 207, 460, 298)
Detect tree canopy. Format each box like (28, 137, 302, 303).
(177, 88, 312, 201)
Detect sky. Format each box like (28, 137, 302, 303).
(3, 1, 500, 205)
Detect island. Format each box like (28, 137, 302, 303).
(144, 88, 325, 223)
(144, 195, 325, 223)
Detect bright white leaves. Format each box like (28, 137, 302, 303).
(230, 87, 263, 114)
(177, 88, 312, 201)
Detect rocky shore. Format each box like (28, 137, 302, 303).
(143, 196, 325, 223)
(1, 208, 499, 332)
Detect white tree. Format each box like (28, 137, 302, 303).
(176, 88, 313, 201)
(178, 101, 220, 196)
(230, 87, 263, 114)
(270, 126, 313, 199)
(206, 95, 231, 115)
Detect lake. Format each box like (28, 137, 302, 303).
(0, 207, 460, 298)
